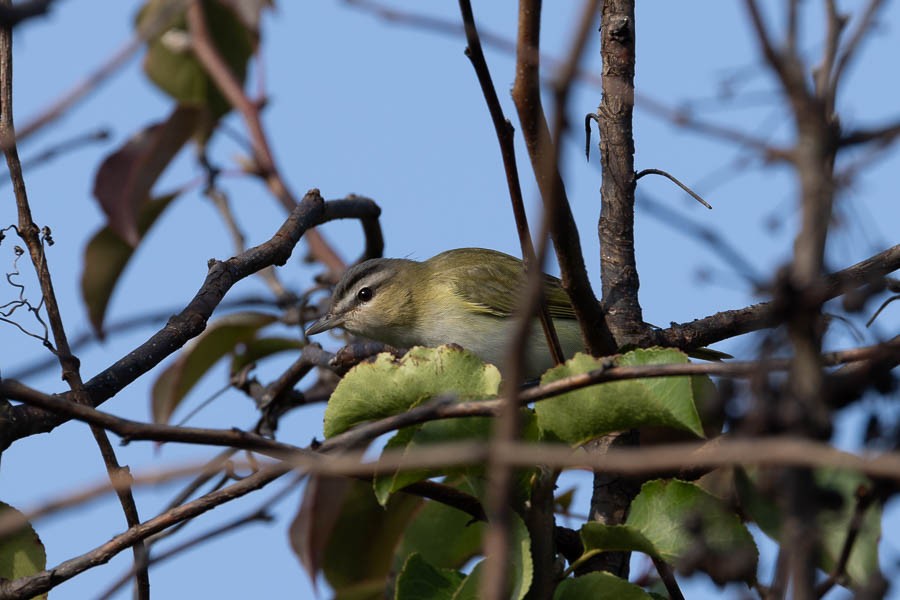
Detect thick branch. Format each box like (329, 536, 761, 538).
(0, 192, 381, 448)
(511, 0, 613, 356)
(646, 244, 900, 351)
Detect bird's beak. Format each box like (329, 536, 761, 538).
(305, 313, 344, 336)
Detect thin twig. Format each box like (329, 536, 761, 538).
(185, 0, 346, 276)
(0, 10, 149, 597)
(457, 0, 564, 366)
(635, 168, 712, 209)
(814, 484, 876, 597)
(98, 509, 274, 600)
(0, 465, 290, 600)
(511, 0, 614, 357)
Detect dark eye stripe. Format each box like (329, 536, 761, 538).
(335, 262, 384, 300)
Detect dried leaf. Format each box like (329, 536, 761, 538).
(81, 193, 178, 337)
(288, 475, 351, 592)
(92, 106, 199, 245)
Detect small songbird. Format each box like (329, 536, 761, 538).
(304, 248, 584, 379)
(305, 248, 728, 379)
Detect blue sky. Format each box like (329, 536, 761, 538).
(0, 1, 897, 598)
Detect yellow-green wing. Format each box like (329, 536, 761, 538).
(435, 248, 575, 320)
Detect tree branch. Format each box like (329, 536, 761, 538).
(0, 191, 381, 447)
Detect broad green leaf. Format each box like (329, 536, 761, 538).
(509, 512, 534, 600)
(230, 336, 304, 374)
(816, 469, 881, 584)
(535, 349, 705, 445)
(394, 553, 465, 600)
(151, 311, 277, 423)
(92, 106, 198, 246)
(736, 467, 881, 586)
(374, 413, 540, 506)
(324, 345, 501, 438)
(447, 513, 532, 600)
(138, 0, 255, 118)
(450, 560, 483, 600)
(553, 572, 654, 600)
(318, 480, 421, 594)
(580, 480, 757, 583)
(395, 481, 486, 571)
(0, 501, 47, 600)
(81, 193, 178, 337)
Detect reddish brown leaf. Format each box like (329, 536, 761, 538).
(92, 106, 199, 246)
(288, 475, 352, 592)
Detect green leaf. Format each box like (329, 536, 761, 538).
(373, 417, 492, 506)
(81, 193, 178, 337)
(151, 311, 277, 423)
(92, 106, 198, 246)
(445, 512, 532, 600)
(535, 349, 705, 445)
(374, 413, 540, 506)
(394, 553, 465, 600)
(395, 483, 486, 571)
(324, 345, 501, 438)
(816, 469, 881, 584)
(553, 572, 654, 600)
(736, 467, 881, 586)
(580, 480, 757, 583)
(317, 480, 422, 594)
(449, 560, 483, 600)
(138, 0, 255, 118)
(0, 501, 47, 600)
(230, 336, 304, 374)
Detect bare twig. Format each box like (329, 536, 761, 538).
(0, 10, 149, 596)
(457, 0, 564, 366)
(0, 464, 290, 600)
(646, 244, 900, 351)
(634, 168, 712, 209)
(0, 0, 57, 27)
(0, 128, 110, 187)
(1, 0, 190, 149)
(511, 0, 613, 357)
(814, 484, 876, 597)
(829, 0, 885, 99)
(185, 0, 346, 276)
(98, 509, 274, 600)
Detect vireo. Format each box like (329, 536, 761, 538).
(305, 248, 582, 378)
(305, 248, 728, 378)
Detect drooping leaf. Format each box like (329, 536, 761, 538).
(92, 106, 199, 246)
(535, 349, 705, 445)
(0, 501, 47, 600)
(580, 479, 758, 584)
(395, 479, 486, 571)
(138, 0, 255, 119)
(81, 193, 178, 337)
(324, 345, 501, 438)
(288, 475, 351, 592)
(443, 512, 532, 600)
(394, 553, 465, 600)
(151, 311, 277, 423)
(230, 336, 304, 374)
(313, 480, 421, 595)
(553, 572, 655, 600)
(736, 467, 881, 586)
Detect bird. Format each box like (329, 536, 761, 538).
(305, 248, 726, 379)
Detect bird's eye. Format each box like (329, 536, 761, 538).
(356, 287, 374, 302)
